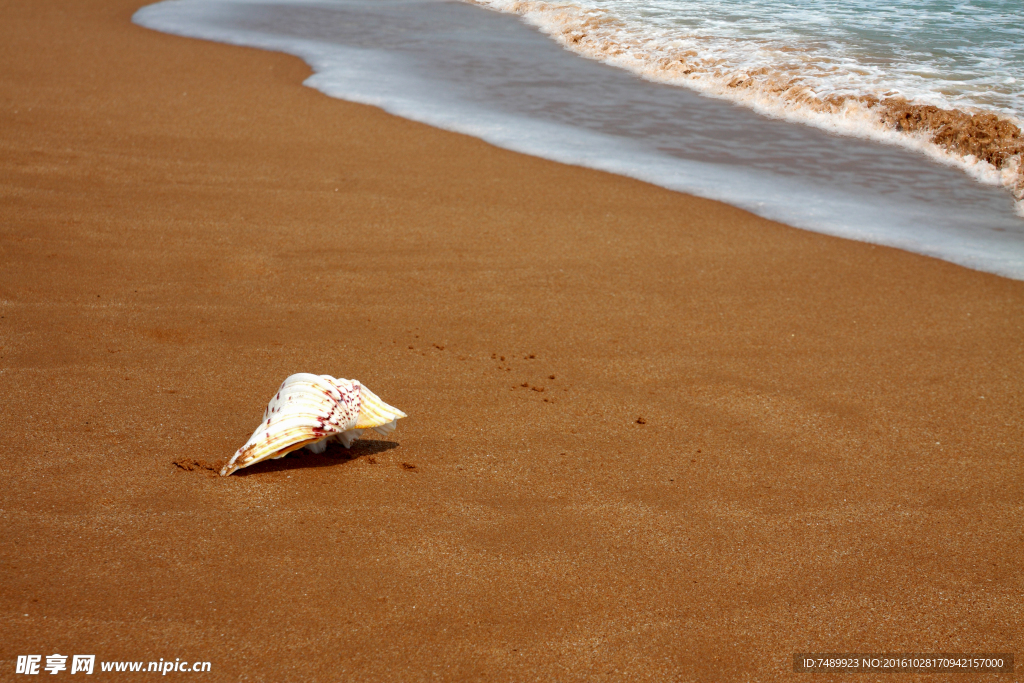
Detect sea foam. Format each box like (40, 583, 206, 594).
(472, 0, 1024, 209)
(133, 0, 1024, 279)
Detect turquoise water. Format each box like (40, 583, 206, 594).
(134, 0, 1024, 278)
(480, 0, 1024, 206)
(502, 0, 1024, 115)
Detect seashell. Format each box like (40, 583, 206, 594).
(220, 373, 407, 476)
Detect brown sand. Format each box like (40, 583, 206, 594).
(1, 1, 1022, 680)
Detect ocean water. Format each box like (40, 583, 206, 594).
(475, 0, 1024, 203)
(133, 0, 1024, 279)
(497, 0, 1024, 115)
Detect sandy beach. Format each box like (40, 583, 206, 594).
(2, 0, 1021, 680)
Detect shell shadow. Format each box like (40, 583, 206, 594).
(233, 439, 400, 476)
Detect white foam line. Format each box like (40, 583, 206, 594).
(471, 0, 1024, 211)
(133, 0, 1024, 279)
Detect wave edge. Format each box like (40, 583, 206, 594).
(471, 0, 1024, 212)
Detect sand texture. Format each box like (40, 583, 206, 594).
(1, 1, 1022, 680)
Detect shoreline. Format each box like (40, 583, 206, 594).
(133, 0, 1024, 280)
(2, 0, 1022, 680)
(476, 0, 1024, 209)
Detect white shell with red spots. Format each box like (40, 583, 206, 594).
(219, 373, 407, 476)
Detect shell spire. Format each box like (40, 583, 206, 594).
(220, 373, 407, 476)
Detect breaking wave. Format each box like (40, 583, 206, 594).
(471, 0, 1024, 214)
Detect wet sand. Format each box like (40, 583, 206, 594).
(1, 1, 1021, 680)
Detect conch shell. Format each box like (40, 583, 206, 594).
(220, 373, 407, 476)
